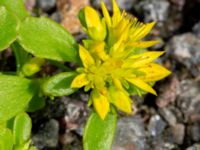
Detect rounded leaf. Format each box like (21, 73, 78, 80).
(13, 113, 32, 146)
(83, 111, 117, 150)
(0, 6, 19, 51)
(18, 17, 79, 62)
(0, 0, 29, 21)
(0, 75, 36, 122)
(0, 127, 13, 150)
(43, 72, 77, 97)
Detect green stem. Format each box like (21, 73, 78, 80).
(48, 60, 72, 71)
(11, 42, 29, 75)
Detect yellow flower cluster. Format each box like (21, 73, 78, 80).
(71, 0, 171, 119)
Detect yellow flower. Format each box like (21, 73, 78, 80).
(101, 0, 159, 49)
(72, 0, 171, 119)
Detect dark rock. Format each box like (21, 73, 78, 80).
(37, 0, 56, 12)
(50, 11, 61, 23)
(171, 123, 185, 145)
(112, 116, 148, 150)
(181, 0, 200, 32)
(32, 119, 59, 149)
(193, 21, 200, 39)
(148, 115, 167, 137)
(186, 144, 200, 150)
(169, 0, 185, 11)
(166, 33, 200, 76)
(188, 123, 200, 142)
(159, 107, 177, 126)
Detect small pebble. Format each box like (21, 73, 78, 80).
(148, 115, 167, 137)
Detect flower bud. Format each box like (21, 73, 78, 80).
(78, 6, 106, 41)
(22, 57, 45, 77)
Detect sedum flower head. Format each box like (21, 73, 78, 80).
(72, 0, 171, 119)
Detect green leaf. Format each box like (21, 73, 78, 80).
(13, 112, 32, 146)
(78, 9, 87, 28)
(0, 126, 13, 150)
(0, 0, 29, 21)
(83, 111, 117, 150)
(43, 72, 77, 97)
(18, 17, 80, 63)
(0, 6, 19, 51)
(26, 94, 45, 112)
(0, 75, 36, 122)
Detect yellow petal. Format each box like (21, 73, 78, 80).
(71, 73, 89, 88)
(112, 0, 121, 26)
(123, 51, 165, 68)
(109, 31, 127, 56)
(139, 63, 171, 82)
(112, 78, 123, 90)
(84, 6, 101, 28)
(131, 22, 155, 40)
(92, 89, 110, 120)
(79, 45, 95, 68)
(101, 2, 111, 27)
(113, 16, 130, 42)
(126, 78, 157, 95)
(89, 41, 109, 61)
(127, 40, 160, 48)
(109, 86, 132, 113)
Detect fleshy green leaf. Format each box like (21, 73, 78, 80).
(0, 75, 36, 122)
(43, 72, 77, 97)
(13, 113, 32, 146)
(83, 111, 117, 150)
(18, 17, 80, 63)
(0, 0, 29, 21)
(26, 94, 45, 112)
(0, 6, 19, 51)
(0, 126, 13, 150)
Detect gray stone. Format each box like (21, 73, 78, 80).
(166, 33, 200, 76)
(91, 0, 136, 11)
(112, 116, 148, 150)
(32, 119, 59, 149)
(67, 102, 82, 121)
(152, 141, 175, 150)
(138, 0, 170, 22)
(171, 123, 185, 145)
(159, 107, 177, 126)
(148, 115, 167, 137)
(37, 0, 56, 12)
(176, 80, 200, 122)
